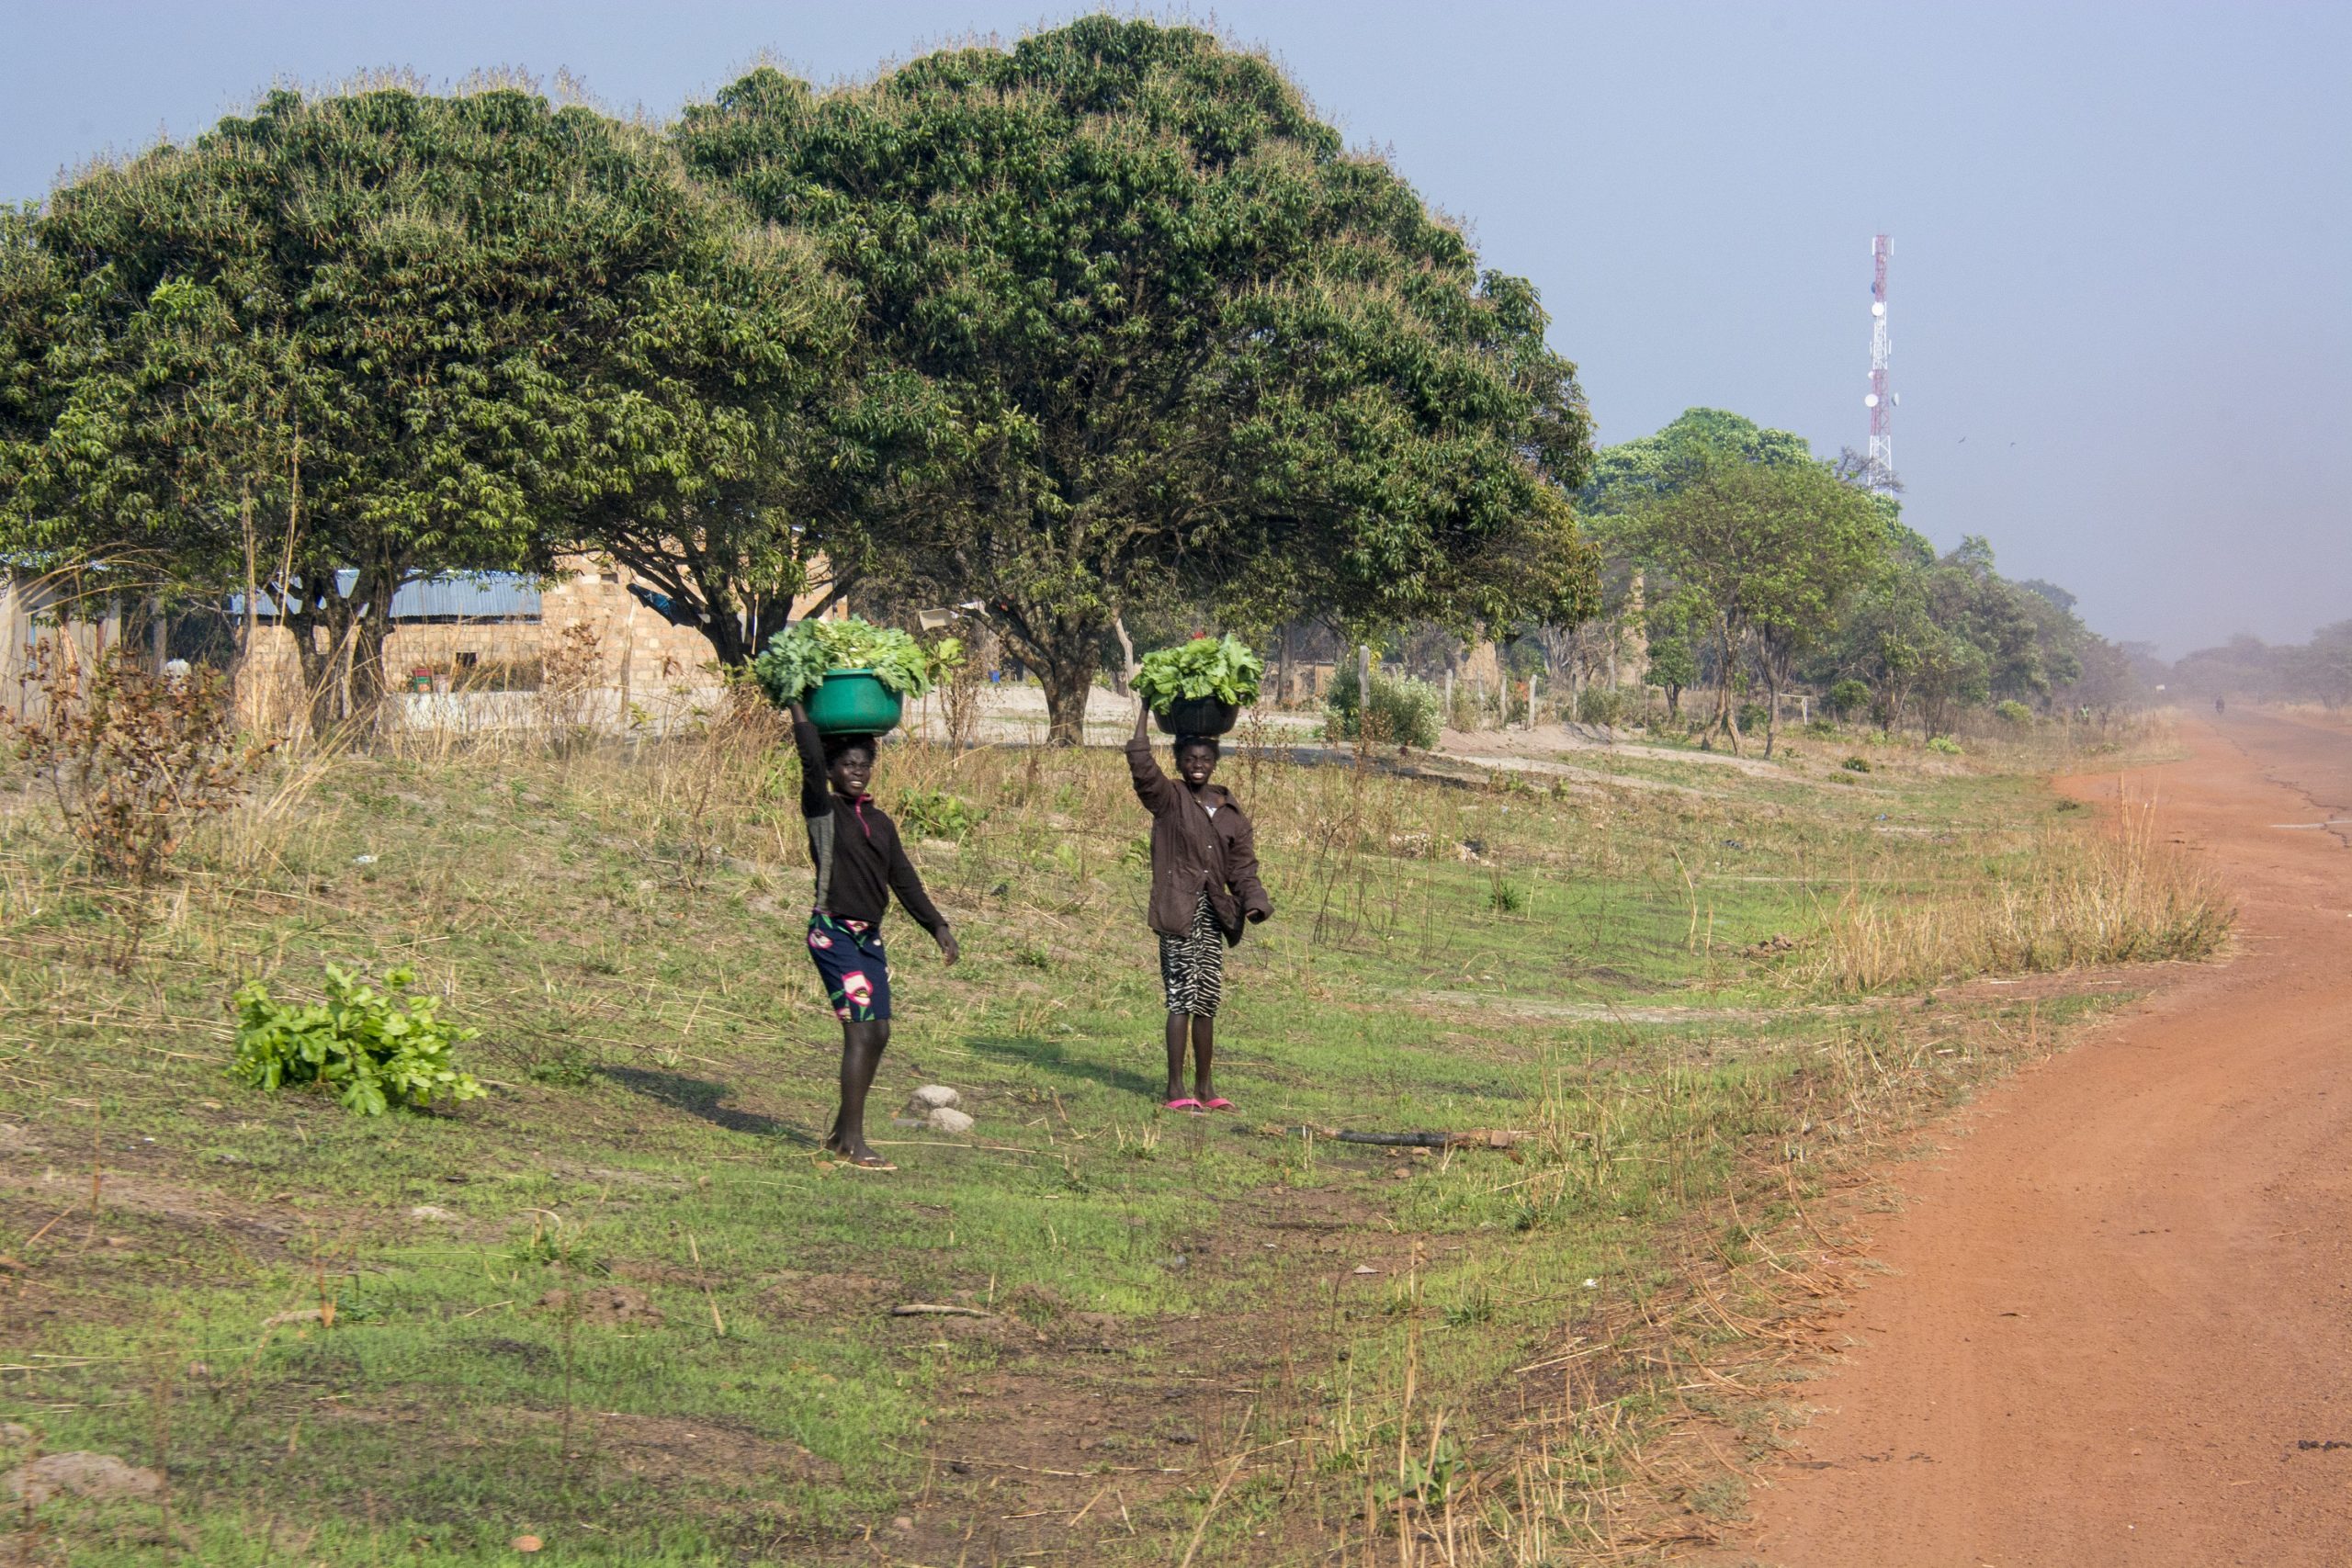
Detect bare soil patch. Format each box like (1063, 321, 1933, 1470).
(1724, 709, 2352, 1566)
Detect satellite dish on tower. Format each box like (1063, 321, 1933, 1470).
(1871, 301, 1886, 318)
(1864, 394, 1880, 409)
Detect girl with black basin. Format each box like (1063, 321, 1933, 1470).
(1126, 697, 1273, 1111)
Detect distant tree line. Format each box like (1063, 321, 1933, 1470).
(2170, 624, 2352, 707)
(1573, 409, 2135, 754)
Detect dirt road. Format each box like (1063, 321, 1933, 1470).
(1738, 710, 2352, 1567)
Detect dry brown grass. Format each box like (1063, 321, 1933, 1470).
(1793, 796, 2233, 993)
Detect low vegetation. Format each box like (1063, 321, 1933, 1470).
(0, 703, 2217, 1563)
(1795, 796, 2231, 992)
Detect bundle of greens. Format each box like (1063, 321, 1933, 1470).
(752, 617, 956, 706)
(1132, 634, 1264, 710)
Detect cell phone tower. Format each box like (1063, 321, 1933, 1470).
(1865, 234, 1894, 491)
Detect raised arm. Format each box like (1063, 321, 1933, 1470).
(790, 703, 830, 819)
(1125, 698, 1176, 815)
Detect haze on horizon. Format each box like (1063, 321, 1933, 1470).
(5, 0, 2344, 658)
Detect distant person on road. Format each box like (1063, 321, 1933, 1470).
(2215, 696, 2226, 716)
(1128, 700, 1272, 1113)
(789, 703, 959, 1169)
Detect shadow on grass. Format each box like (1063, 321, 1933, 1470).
(601, 1065, 820, 1145)
(965, 1034, 1164, 1100)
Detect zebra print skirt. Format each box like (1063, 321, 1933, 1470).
(1158, 892, 1225, 1018)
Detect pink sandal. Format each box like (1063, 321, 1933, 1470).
(1162, 1098, 1204, 1113)
(1201, 1097, 1234, 1111)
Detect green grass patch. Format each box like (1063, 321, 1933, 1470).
(0, 718, 2185, 1562)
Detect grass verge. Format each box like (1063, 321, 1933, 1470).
(0, 708, 2209, 1563)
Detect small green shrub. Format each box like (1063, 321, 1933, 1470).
(1995, 700, 2034, 726)
(1927, 735, 1963, 755)
(1326, 669, 1442, 750)
(1574, 686, 1626, 726)
(1828, 679, 1871, 719)
(896, 787, 980, 842)
(526, 1043, 601, 1088)
(1804, 716, 1839, 739)
(1443, 1286, 1498, 1328)
(1841, 755, 1872, 773)
(1737, 701, 1770, 735)
(230, 964, 485, 1116)
(1487, 871, 1526, 913)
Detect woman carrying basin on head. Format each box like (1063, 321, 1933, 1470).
(1126, 698, 1272, 1113)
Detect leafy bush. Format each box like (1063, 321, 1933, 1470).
(752, 617, 956, 706)
(1325, 668, 1441, 750)
(1804, 716, 1839, 739)
(896, 787, 980, 842)
(230, 964, 486, 1116)
(1737, 701, 1770, 735)
(1574, 686, 1626, 726)
(1927, 735, 1964, 755)
(1828, 679, 1871, 720)
(1995, 699, 2034, 726)
(1841, 755, 1872, 773)
(1131, 634, 1263, 709)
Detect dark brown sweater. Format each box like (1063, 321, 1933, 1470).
(1125, 738, 1273, 942)
(794, 715, 948, 935)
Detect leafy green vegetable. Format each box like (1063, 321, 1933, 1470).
(229, 964, 485, 1116)
(1131, 634, 1264, 710)
(752, 618, 956, 706)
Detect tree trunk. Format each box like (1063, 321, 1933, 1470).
(1112, 614, 1137, 690)
(1037, 653, 1096, 747)
(1704, 615, 1741, 753)
(349, 568, 396, 725)
(1758, 642, 1789, 760)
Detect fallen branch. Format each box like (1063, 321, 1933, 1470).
(1281, 1125, 1534, 1150)
(890, 1303, 991, 1319)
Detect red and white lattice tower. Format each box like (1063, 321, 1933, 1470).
(1865, 234, 1894, 491)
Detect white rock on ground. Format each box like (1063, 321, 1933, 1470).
(924, 1107, 977, 1135)
(906, 1085, 962, 1111)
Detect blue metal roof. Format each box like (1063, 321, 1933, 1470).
(231, 571, 543, 621)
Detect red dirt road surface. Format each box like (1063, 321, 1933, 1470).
(1737, 710, 2352, 1567)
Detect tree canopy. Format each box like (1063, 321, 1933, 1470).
(1577, 407, 1815, 516)
(1, 85, 854, 716)
(1622, 455, 1884, 753)
(678, 17, 1598, 740)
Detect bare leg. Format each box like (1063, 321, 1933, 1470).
(1191, 1015, 1216, 1101)
(827, 1019, 890, 1163)
(1163, 1012, 1190, 1101)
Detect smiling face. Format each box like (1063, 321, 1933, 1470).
(824, 739, 876, 797)
(1174, 739, 1219, 788)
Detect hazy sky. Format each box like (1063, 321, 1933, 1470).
(6, 0, 2346, 654)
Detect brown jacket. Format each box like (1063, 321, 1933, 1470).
(1126, 738, 1274, 942)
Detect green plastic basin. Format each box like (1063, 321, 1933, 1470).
(804, 669, 903, 737)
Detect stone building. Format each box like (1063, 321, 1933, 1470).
(5, 560, 842, 734)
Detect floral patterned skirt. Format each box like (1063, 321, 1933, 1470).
(807, 910, 890, 1022)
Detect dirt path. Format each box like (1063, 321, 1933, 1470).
(1734, 709, 2352, 1567)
